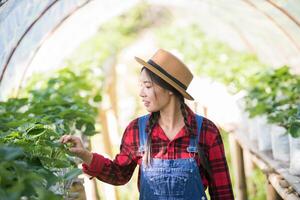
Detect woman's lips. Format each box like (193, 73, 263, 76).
(143, 101, 150, 107)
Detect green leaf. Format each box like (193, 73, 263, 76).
(289, 121, 300, 138)
(26, 124, 46, 135)
(63, 168, 82, 181)
(39, 156, 70, 168)
(35, 187, 63, 200)
(0, 146, 24, 160)
(93, 94, 102, 102)
(83, 123, 96, 136)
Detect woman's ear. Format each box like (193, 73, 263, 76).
(168, 91, 173, 96)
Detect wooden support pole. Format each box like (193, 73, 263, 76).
(203, 106, 208, 117)
(107, 63, 118, 120)
(81, 134, 100, 200)
(243, 149, 256, 196)
(267, 179, 282, 200)
(233, 130, 300, 199)
(268, 173, 299, 200)
(99, 109, 114, 156)
(229, 133, 248, 200)
(98, 108, 120, 200)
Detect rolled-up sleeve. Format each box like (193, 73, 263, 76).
(207, 123, 234, 199)
(82, 119, 139, 185)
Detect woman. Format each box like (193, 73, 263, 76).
(60, 49, 234, 200)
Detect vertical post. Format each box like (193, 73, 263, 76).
(84, 137, 100, 200)
(229, 133, 248, 200)
(98, 108, 120, 200)
(243, 150, 256, 195)
(266, 181, 282, 200)
(99, 109, 114, 156)
(83, 174, 100, 200)
(107, 63, 118, 120)
(203, 106, 208, 117)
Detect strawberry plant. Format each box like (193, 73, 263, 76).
(245, 66, 300, 132)
(0, 2, 158, 199)
(0, 145, 63, 200)
(289, 106, 300, 138)
(155, 23, 265, 94)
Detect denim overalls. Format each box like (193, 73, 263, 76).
(138, 114, 207, 200)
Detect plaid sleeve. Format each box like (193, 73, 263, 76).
(204, 119, 234, 200)
(82, 119, 139, 185)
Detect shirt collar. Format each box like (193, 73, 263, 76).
(185, 104, 198, 137)
(149, 104, 198, 137)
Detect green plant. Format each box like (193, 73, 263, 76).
(289, 106, 300, 138)
(245, 66, 300, 132)
(0, 43, 106, 200)
(0, 2, 160, 199)
(0, 145, 63, 200)
(0, 62, 108, 199)
(155, 23, 265, 94)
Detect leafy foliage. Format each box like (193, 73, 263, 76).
(156, 23, 300, 137)
(0, 145, 63, 200)
(244, 66, 300, 134)
(156, 23, 265, 94)
(0, 69, 98, 198)
(0, 2, 157, 199)
(289, 106, 300, 138)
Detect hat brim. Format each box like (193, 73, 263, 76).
(135, 56, 194, 101)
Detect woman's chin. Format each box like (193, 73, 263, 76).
(145, 107, 159, 113)
(145, 107, 152, 112)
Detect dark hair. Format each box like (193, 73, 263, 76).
(141, 67, 212, 179)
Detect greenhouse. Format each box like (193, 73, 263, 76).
(0, 0, 300, 200)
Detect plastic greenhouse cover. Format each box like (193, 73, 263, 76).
(0, 0, 300, 100)
(0, 0, 138, 100)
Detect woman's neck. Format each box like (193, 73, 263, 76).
(158, 99, 185, 130)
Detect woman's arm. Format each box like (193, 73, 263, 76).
(60, 135, 93, 164)
(203, 120, 234, 200)
(60, 119, 139, 186)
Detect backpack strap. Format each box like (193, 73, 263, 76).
(138, 114, 150, 153)
(187, 114, 204, 153)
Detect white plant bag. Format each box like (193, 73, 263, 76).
(256, 116, 272, 151)
(271, 125, 290, 162)
(248, 117, 260, 141)
(289, 135, 300, 175)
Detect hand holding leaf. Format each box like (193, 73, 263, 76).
(60, 135, 93, 165)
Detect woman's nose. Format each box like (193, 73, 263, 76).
(139, 87, 145, 97)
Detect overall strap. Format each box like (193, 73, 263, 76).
(187, 114, 204, 153)
(138, 114, 150, 153)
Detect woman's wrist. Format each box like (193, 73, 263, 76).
(81, 150, 93, 165)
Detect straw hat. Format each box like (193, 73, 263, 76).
(135, 49, 194, 100)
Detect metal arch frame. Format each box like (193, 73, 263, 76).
(202, 0, 290, 64)
(2, 0, 300, 89)
(15, 0, 93, 96)
(0, 0, 9, 7)
(243, 0, 300, 53)
(0, 0, 59, 84)
(266, 0, 300, 29)
(0, 0, 92, 86)
(204, 1, 257, 54)
(225, 20, 257, 53)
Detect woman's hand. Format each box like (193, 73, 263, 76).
(60, 135, 93, 165)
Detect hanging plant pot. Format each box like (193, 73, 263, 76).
(271, 125, 290, 162)
(289, 135, 300, 175)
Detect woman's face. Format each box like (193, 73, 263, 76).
(139, 69, 171, 112)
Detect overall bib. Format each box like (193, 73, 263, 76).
(138, 114, 207, 200)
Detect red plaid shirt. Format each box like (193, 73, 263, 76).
(82, 105, 234, 199)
